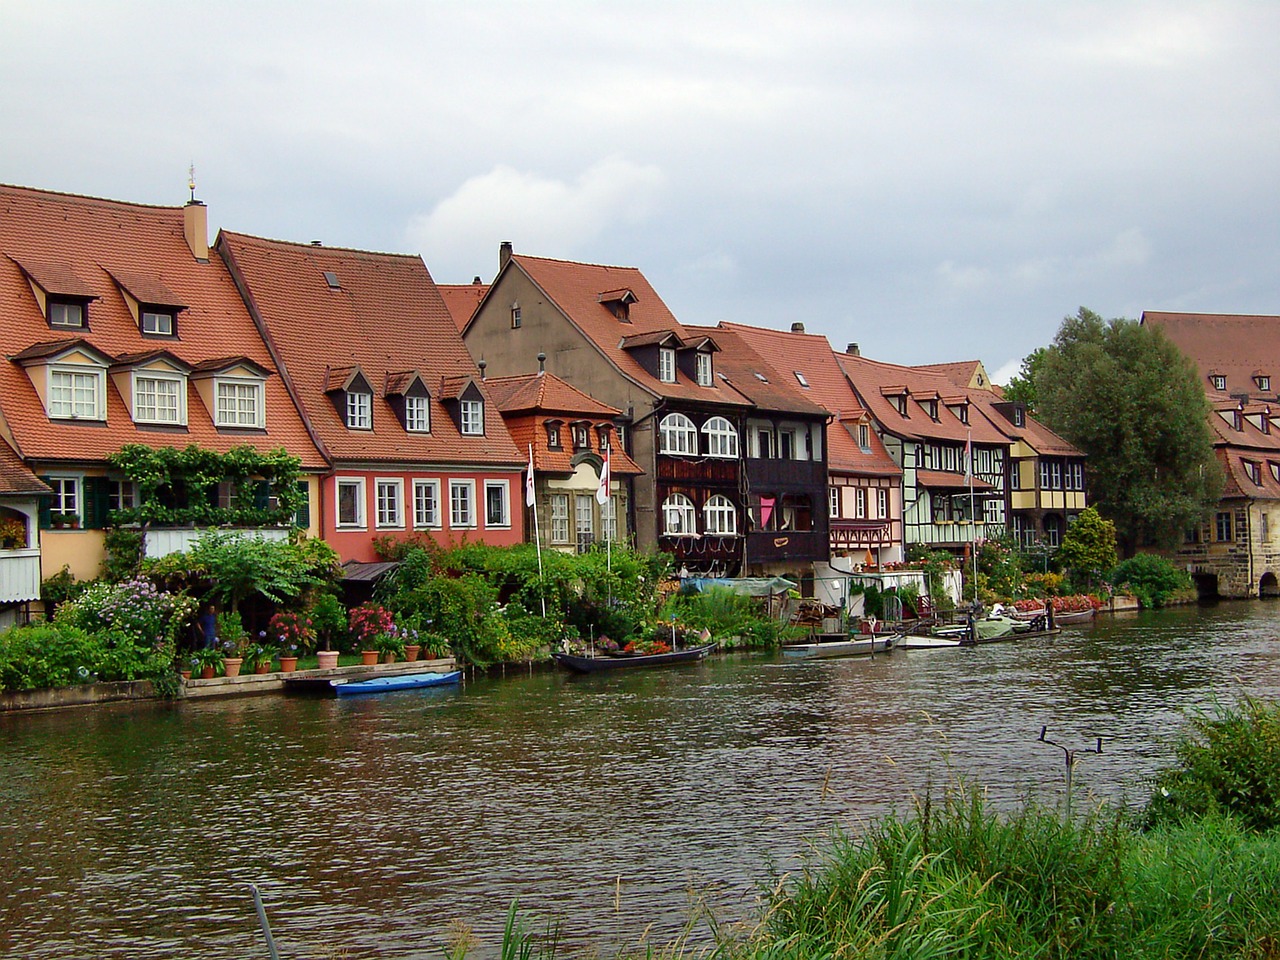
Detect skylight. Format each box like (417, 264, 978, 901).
(754, 372, 769, 383)
(323, 271, 341, 290)
(794, 371, 810, 388)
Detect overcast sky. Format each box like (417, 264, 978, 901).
(5, 2, 1278, 382)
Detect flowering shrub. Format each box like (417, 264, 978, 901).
(268, 610, 316, 655)
(58, 578, 196, 650)
(348, 603, 394, 650)
(623, 638, 671, 655)
(0, 515, 27, 549)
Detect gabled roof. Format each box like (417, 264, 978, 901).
(0, 436, 50, 496)
(484, 372, 621, 419)
(0, 184, 323, 467)
(718, 321, 900, 477)
(1143, 311, 1280, 401)
(104, 266, 185, 309)
(684, 324, 828, 417)
(497, 254, 751, 408)
(915, 359, 996, 392)
(438, 281, 489, 331)
(218, 231, 521, 466)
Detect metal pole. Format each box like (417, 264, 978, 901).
(1037, 726, 1103, 819)
(249, 884, 280, 960)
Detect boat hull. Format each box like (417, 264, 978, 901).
(333, 670, 463, 696)
(783, 634, 894, 658)
(551, 643, 716, 674)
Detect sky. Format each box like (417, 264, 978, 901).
(4, 2, 1279, 383)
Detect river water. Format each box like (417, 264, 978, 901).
(2, 601, 1279, 959)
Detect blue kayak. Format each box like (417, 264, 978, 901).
(333, 670, 462, 696)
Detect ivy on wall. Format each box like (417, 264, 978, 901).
(105, 444, 305, 528)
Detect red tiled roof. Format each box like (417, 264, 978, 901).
(684, 324, 829, 417)
(485, 372, 621, 418)
(506, 254, 752, 409)
(0, 436, 50, 495)
(719, 321, 901, 477)
(218, 232, 521, 466)
(1143, 311, 1280, 401)
(0, 184, 325, 468)
(438, 281, 489, 331)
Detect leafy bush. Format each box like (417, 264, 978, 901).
(661, 586, 784, 649)
(1109, 552, 1193, 608)
(0, 621, 103, 691)
(1143, 697, 1280, 833)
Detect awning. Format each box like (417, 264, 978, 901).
(682, 576, 797, 596)
(340, 560, 401, 582)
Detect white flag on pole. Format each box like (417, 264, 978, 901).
(964, 430, 973, 483)
(596, 449, 611, 505)
(525, 444, 536, 506)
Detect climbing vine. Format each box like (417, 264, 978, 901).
(106, 444, 304, 528)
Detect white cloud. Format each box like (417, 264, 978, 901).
(406, 159, 665, 278)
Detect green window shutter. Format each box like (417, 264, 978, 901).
(83, 477, 112, 529)
(294, 480, 310, 528)
(38, 476, 54, 529)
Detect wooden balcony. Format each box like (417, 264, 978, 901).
(143, 526, 291, 559)
(746, 529, 827, 565)
(744, 457, 827, 490)
(0, 548, 41, 603)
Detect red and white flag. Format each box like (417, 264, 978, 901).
(964, 430, 973, 483)
(596, 449, 611, 505)
(525, 444, 536, 506)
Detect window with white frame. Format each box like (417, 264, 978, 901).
(858, 422, 871, 450)
(49, 368, 103, 420)
(49, 476, 80, 518)
(109, 479, 136, 512)
(484, 480, 510, 527)
(460, 399, 484, 435)
(413, 479, 440, 528)
(1065, 462, 1084, 491)
(703, 495, 737, 535)
(779, 429, 798, 459)
(575, 494, 594, 552)
(601, 495, 618, 541)
(550, 494, 570, 543)
(754, 427, 773, 459)
(855, 487, 867, 518)
(405, 395, 431, 432)
(336, 478, 366, 528)
(347, 391, 372, 429)
(215, 380, 264, 428)
(659, 413, 697, 455)
(141, 309, 175, 336)
(48, 299, 86, 329)
(877, 488, 888, 518)
(984, 498, 1003, 525)
(702, 416, 739, 458)
(134, 374, 184, 424)
(695, 351, 713, 386)
(658, 347, 676, 383)
(829, 486, 840, 518)
(450, 480, 476, 527)
(662, 493, 697, 535)
(375, 478, 404, 527)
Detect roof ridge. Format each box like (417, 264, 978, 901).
(217, 229, 423, 261)
(0, 182, 183, 212)
(512, 252, 643, 272)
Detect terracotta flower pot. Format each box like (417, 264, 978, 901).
(254, 663, 270, 674)
(180, 670, 192, 680)
(361, 650, 379, 666)
(279, 656, 298, 673)
(223, 657, 243, 678)
(316, 650, 340, 670)
(404, 644, 420, 662)
(200, 666, 215, 680)
(382, 651, 398, 664)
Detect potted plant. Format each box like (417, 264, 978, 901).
(396, 614, 423, 661)
(309, 591, 346, 669)
(241, 641, 275, 675)
(49, 511, 79, 530)
(191, 646, 224, 680)
(349, 602, 394, 666)
(373, 630, 405, 664)
(0, 516, 26, 550)
(420, 630, 452, 661)
(216, 610, 248, 677)
(269, 610, 314, 673)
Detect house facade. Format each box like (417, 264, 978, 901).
(218, 233, 525, 562)
(483, 370, 642, 554)
(462, 247, 830, 579)
(1142, 311, 1280, 598)
(0, 184, 327, 595)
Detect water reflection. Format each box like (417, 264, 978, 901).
(2, 601, 1279, 958)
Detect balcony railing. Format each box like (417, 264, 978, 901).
(143, 526, 291, 559)
(0, 549, 41, 603)
(746, 529, 827, 564)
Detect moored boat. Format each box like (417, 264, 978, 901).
(551, 642, 716, 674)
(332, 670, 463, 696)
(783, 633, 895, 658)
(896, 634, 963, 649)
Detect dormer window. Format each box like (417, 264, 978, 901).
(659, 347, 677, 383)
(923, 399, 939, 421)
(696, 352, 713, 386)
(460, 399, 484, 435)
(133, 372, 185, 424)
(1244, 459, 1262, 485)
(347, 390, 372, 429)
(50, 367, 104, 420)
(384, 371, 432, 433)
(141, 308, 176, 337)
(858, 422, 871, 451)
(1014, 406, 1026, 427)
(598, 288, 638, 322)
(1257, 375, 1271, 392)
(595, 423, 613, 451)
(1211, 374, 1227, 391)
(952, 404, 969, 425)
(49, 298, 87, 329)
(405, 395, 431, 432)
(572, 422, 590, 450)
(546, 420, 563, 449)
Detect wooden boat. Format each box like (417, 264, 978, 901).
(551, 642, 716, 674)
(332, 670, 463, 696)
(896, 633, 963, 649)
(1012, 605, 1097, 625)
(783, 633, 895, 658)
(933, 613, 1020, 644)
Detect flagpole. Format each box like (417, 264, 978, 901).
(527, 443, 545, 617)
(967, 427, 976, 598)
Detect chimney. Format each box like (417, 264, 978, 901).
(537, 351, 546, 376)
(847, 342, 860, 356)
(183, 200, 209, 262)
(499, 241, 513, 270)
(472, 276, 483, 285)
(791, 322, 805, 333)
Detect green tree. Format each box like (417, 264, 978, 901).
(1002, 346, 1047, 414)
(1034, 308, 1223, 557)
(1055, 507, 1118, 588)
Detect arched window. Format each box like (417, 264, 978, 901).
(659, 413, 697, 455)
(662, 493, 697, 535)
(701, 416, 739, 458)
(703, 495, 737, 535)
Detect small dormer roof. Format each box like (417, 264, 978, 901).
(112, 349, 193, 373)
(384, 370, 431, 397)
(620, 329, 683, 351)
(190, 356, 273, 378)
(597, 287, 638, 305)
(323, 365, 368, 393)
(104, 267, 186, 310)
(11, 257, 98, 300)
